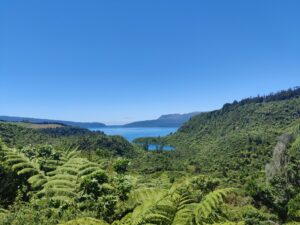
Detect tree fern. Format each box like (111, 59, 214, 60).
(37, 157, 104, 204)
(40, 159, 64, 173)
(64, 146, 81, 160)
(37, 158, 83, 202)
(78, 161, 103, 177)
(124, 187, 169, 224)
(2, 146, 47, 190)
(28, 174, 48, 189)
(120, 180, 236, 225)
(195, 188, 236, 225)
(5, 151, 37, 175)
(138, 191, 195, 225)
(118, 180, 197, 225)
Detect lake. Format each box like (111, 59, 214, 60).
(142, 144, 175, 151)
(89, 127, 178, 142)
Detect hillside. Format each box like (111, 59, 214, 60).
(0, 122, 135, 157)
(167, 88, 300, 178)
(0, 88, 300, 225)
(0, 116, 106, 128)
(123, 112, 201, 127)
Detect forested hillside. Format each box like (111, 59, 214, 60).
(168, 88, 300, 176)
(0, 88, 300, 224)
(0, 123, 136, 157)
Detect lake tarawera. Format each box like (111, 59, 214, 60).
(89, 127, 176, 151)
(89, 127, 177, 142)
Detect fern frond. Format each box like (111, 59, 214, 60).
(45, 187, 78, 198)
(65, 147, 80, 159)
(171, 206, 195, 225)
(3, 147, 46, 190)
(195, 188, 237, 225)
(44, 180, 75, 188)
(0, 208, 9, 214)
(48, 174, 77, 181)
(28, 175, 48, 189)
(17, 167, 38, 176)
(143, 213, 172, 224)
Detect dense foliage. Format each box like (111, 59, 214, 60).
(0, 123, 136, 157)
(0, 88, 300, 224)
(168, 88, 300, 178)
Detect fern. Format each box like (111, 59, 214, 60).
(37, 158, 81, 201)
(0, 208, 8, 214)
(123, 188, 168, 224)
(119, 180, 196, 225)
(41, 159, 64, 173)
(28, 174, 48, 189)
(37, 157, 103, 204)
(59, 217, 109, 225)
(2, 146, 47, 190)
(118, 178, 236, 225)
(64, 146, 80, 160)
(195, 188, 236, 225)
(139, 191, 195, 225)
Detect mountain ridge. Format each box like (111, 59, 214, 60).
(123, 112, 201, 127)
(0, 112, 201, 129)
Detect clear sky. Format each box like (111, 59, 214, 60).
(1, 0, 300, 124)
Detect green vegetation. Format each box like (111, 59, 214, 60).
(0, 88, 300, 224)
(0, 123, 136, 157)
(2, 121, 65, 129)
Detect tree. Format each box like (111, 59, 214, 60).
(113, 159, 130, 174)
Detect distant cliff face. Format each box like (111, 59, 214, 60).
(123, 112, 201, 127)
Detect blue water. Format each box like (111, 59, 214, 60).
(147, 144, 175, 151)
(90, 127, 177, 142)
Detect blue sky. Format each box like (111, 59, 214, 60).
(1, 0, 300, 124)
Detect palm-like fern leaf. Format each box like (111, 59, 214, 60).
(195, 188, 236, 225)
(37, 157, 103, 204)
(2, 146, 47, 190)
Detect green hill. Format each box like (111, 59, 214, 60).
(167, 88, 300, 179)
(0, 122, 135, 157)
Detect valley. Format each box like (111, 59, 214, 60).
(0, 88, 300, 224)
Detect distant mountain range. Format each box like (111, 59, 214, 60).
(123, 112, 201, 127)
(0, 112, 201, 128)
(0, 116, 106, 128)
